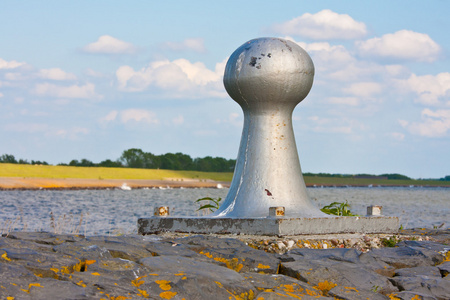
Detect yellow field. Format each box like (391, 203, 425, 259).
(1, 163, 448, 187)
(0, 163, 234, 182)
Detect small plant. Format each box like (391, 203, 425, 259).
(320, 201, 357, 216)
(196, 197, 222, 213)
(371, 285, 380, 293)
(382, 236, 399, 247)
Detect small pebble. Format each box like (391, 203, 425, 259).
(285, 240, 295, 249)
(277, 241, 286, 250)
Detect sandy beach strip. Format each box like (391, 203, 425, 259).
(0, 177, 231, 190)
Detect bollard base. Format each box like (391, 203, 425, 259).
(138, 216, 399, 236)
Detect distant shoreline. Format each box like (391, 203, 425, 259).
(0, 177, 449, 190)
(0, 177, 231, 190)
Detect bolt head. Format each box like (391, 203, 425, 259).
(224, 38, 314, 108)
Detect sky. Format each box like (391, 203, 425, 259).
(1, 1, 449, 179)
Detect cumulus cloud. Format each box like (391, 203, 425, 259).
(327, 97, 360, 106)
(271, 10, 367, 40)
(293, 41, 354, 72)
(215, 112, 242, 127)
(399, 72, 450, 106)
(400, 109, 450, 137)
(4, 123, 49, 133)
(162, 38, 206, 53)
(50, 127, 90, 139)
(343, 82, 383, 98)
(99, 111, 118, 123)
(172, 115, 184, 125)
(34, 82, 102, 99)
(116, 58, 226, 98)
(0, 58, 26, 69)
(390, 132, 405, 141)
(100, 109, 159, 125)
(38, 68, 77, 81)
(120, 109, 158, 124)
(356, 30, 441, 62)
(82, 35, 137, 54)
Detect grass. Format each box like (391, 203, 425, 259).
(303, 175, 450, 187)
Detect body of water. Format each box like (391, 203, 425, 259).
(0, 187, 448, 235)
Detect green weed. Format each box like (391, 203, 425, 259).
(320, 201, 357, 216)
(196, 197, 222, 213)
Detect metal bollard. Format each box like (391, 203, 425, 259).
(367, 205, 382, 216)
(211, 37, 326, 218)
(269, 207, 285, 217)
(154, 206, 169, 217)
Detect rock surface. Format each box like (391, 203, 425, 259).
(0, 231, 448, 299)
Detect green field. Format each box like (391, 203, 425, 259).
(0, 163, 449, 187)
(303, 175, 450, 187)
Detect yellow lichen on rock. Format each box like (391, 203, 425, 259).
(2, 253, 11, 261)
(314, 280, 337, 295)
(156, 280, 172, 291)
(159, 291, 177, 299)
(131, 275, 147, 287)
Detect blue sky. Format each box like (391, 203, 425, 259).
(1, 1, 449, 178)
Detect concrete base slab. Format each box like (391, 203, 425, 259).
(138, 216, 399, 236)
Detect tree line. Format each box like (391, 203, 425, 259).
(0, 149, 236, 173)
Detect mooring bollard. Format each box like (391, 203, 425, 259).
(211, 37, 326, 218)
(137, 37, 400, 236)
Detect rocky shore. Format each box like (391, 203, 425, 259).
(0, 229, 449, 299)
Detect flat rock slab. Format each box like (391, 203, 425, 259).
(138, 216, 399, 236)
(1, 231, 449, 300)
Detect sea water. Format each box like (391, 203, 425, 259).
(0, 187, 448, 235)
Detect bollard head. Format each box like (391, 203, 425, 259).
(223, 37, 314, 109)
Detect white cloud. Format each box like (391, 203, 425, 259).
(399, 72, 450, 106)
(82, 35, 137, 54)
(51, 127, 90, 139)
(400, 109, 450, 137)
(0, 92, 3, 98)
(390, 132, 405, 141)
(4, 72, 28, 81)
(343, 82, 383, 98)
(38, 68, 77, 81)
(4, 122, 49, 133)
(0, 58, 26, 69)
(14, 97, 24, 104)
(85, 68, 105, 78)
(327, 97, 360, 106)
(162, 38, 206, 53)
(293, 41, 354, 72)
(116, 58, 226, 98)
(216, 112, 242, 127)
(100, 111, 118, 123)
(34, 82, 102, 99)
(356, 30, 441, 62)
(272, 9, 367, 40)
(172, 115, 184, 125)
(99, 109, 159, 125)
(120, 109, 159, 124)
